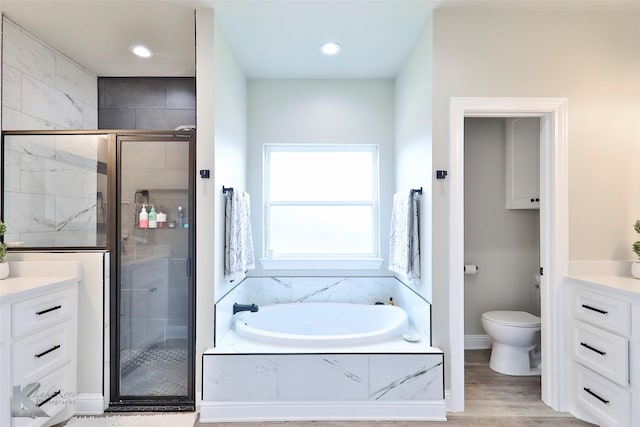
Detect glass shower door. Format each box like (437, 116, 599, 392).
(113, 133, 194, 407)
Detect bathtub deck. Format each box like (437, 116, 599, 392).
(208, 330, 443, 354)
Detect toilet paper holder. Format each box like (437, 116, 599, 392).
(464, 264, 478, 274)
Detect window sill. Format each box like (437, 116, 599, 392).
(259, 258, 384, 270)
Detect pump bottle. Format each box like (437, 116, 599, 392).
(139, 205, 148, 229)
(148, 205, 157, 229)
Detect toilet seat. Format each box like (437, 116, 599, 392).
(482, 310, 540, 328)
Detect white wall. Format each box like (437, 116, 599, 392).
(464, 118, 540, 335)
(394, 17, 433, 302)
(431, 7, 640, 394)
(247, 78, 395, 276)
(212, 14, 248, 301)
(195, 8, 247, 395)
(1, 17, 97, 130)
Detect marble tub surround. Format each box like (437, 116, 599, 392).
(214, 276, 431, 345)
(206, 276, 442, 422)
(201, 352, 445, 422)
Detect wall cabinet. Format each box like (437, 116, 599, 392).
(0, 269, 78, 427)
(566, 277, 639, 427)
(506, 117, 540, 209)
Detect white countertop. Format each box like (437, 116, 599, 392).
(566, 275, 640, 297)
(0, 276, 78, 305)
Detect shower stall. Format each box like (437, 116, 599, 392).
(1, 130, 196, 410)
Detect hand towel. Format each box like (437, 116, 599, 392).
(224, 189, 255, 281)
(388, 191, 421, 279)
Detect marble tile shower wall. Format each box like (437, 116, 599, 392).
(2, 18, 98, 130)
(215, 277, 431, 345)
(3, 134, 101, 246)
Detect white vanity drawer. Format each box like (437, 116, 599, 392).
(573, 287, 630, 336)
(11, 362, 75, 427)
(574, 321, 628, 387)
(12, 322, 74, 386)
(12, 288, 74, 338)
(576, 365, 630, 427)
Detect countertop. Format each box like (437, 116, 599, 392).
(0, 275, 78, 304)
(566, 274, 640, 297)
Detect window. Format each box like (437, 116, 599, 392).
(264, 144, 379, 262)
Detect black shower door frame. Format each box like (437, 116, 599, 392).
(109, 131, 196, 410)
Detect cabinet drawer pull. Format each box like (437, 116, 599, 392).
(37, 390, 61, 407)
(581, 304, 608, 315)
(36, 305, 62, 315)
(580, 342, 606, 356)
(35, 344, 61, 358)
(584, 387, 610, 405)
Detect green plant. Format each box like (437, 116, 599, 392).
(0, 220, 6, 263)
(634, 220, 640, 260)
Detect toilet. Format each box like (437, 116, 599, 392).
(481, 310, 541, 376)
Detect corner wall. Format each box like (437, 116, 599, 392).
(394, 18, 433, 302)
(195, 7, 248, 396)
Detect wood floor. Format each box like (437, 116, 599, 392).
(195, 350, 594, 427)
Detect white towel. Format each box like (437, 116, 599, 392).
(224, 190, 255, 281)
(388, 191, 421, 279)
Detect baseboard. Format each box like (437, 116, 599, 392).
(464, 334, 492, 350)
(199, 400, 447, 423)
(73, 393, 105, 415)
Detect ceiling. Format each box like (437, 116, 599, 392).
(2, 1, 638, 79)
(0, 0, 437, 79)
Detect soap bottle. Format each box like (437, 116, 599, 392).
(157, 207, 167, 228)
(148, 205, 157, 229)
(176, 206, 184, 227)
(139, 205, 148, 229)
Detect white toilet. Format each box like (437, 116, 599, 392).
(481, 310, 541, 376)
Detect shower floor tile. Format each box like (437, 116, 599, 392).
(120, 348, 188, 396)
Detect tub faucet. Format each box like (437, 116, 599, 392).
(233, 303, 259, 315)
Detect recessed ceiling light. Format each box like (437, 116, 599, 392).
(129, 45, 153, 58)
(320, 42, 342, 56)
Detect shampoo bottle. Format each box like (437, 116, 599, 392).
(176, 206, 184, 227)
(139, 205, 148, 229)
(148, 205, 157, 229)
(157, 207, 167, 228)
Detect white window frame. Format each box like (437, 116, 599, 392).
(262, 144, 382, 269)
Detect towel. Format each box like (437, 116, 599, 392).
(388, 191, 421, 279)
(224, 189, 255, 281)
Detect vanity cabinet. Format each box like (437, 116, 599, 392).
(0, 266, 79, 427)
(505, 117, 540, 209)
(566, 277, 639, 427)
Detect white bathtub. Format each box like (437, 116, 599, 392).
(234, 302, 408, 347)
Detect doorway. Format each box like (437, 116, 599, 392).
(448, 98, 569, 412)
(109, 131, 196, 410)
(463, 117, 541, 342)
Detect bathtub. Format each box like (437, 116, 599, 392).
(233, 302, 408, 347)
